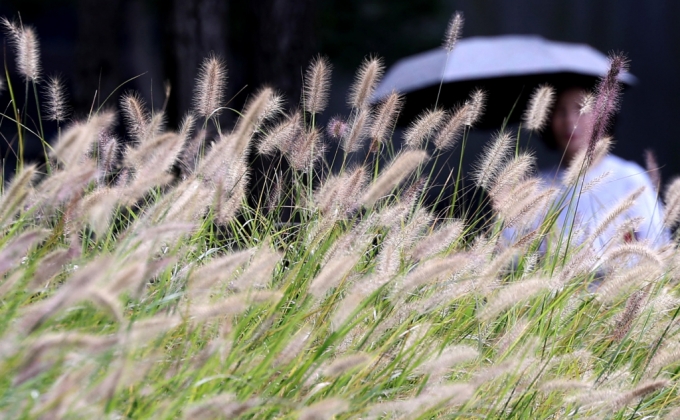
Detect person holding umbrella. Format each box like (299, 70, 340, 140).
(531, 80, 668, 253)
(375, 35, 669, 253)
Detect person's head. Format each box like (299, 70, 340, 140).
(542, 86, 595, 162)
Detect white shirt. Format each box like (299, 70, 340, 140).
(539, 154, 668, 252)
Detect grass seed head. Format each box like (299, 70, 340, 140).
(410, 219, 464, 261)
(299, 398, 348, 420)
(309, 252, 361, 299)
(403, 108, 446, 149)
(2, 18, 41, 81)
(442, 11, 464, 52)
(342, 106, 371, 153)
(44, 75, 70, 122)
(465, 89, 486, 126)
(361, 150, 429, 208)
(644, 149, 661, 191)
(348, 55, 384, 109)
(586, 53, 628, 163)
(322, 353, 370, 377)
(288, 127, 325, 172)
(369, 90, 403, 151)
(472, 130, 514, 189)
(434, 104, 468, 151)
(304, 55, 332, 115)
(258, 111, 302, 156)
(120, 91, 150, 142)
(194, 53, 227, 118)
(523, 84, 555, 131)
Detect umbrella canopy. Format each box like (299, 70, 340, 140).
(373, 35, 637, 128)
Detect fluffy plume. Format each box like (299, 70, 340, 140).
(309, 252, 361, 298)
(374, 383, 475, 415)
(376, 208, 432, 275)
(478, 277, 550, 321)
(496, 318, 530, 355)
(417, 345, 478, 382)
(399, 254, 467, 292)
(2, 18, 41, 81)
(410, 220, 464, 261)
(503, 186, 557, 229)
(342, 107, 370, 153)
(583, 185, 645, 248)
(190, 292, 281, 321)
(580, 92, 595, 115)
(194, 53, 227, 118)
(322, 353, 370, 377)
(361, 150, 429, 208)
(465, 89, 486, 126)
(19, 257, 114, 333)
(304, 56, 332, 115)
(403, 108, 446, 149)
(125, 132, 185, 178)
(610, 380, 668, 410)
(562, 136, 612, 186)
(299, 399, 348, 420)
(488, 152, 535, 201)
(232, 87, 281, 156)
(472, 131, 514, 189)
(184, 395, 260, 419)
(0, 229, 49, 277)
(369, 91, 403, 152)
(581, 170, 611, 193)
(229, 245, 281, 291)
(663, 177, 680, 228)
(79, 188, 119, 237)
(315, 166, 366, 216)
(596, 264, 663, 303)
(97, 130, 119, 180)
(188, 249, 255, 298)
(348, 56, 384, 109)
(603, 243, 663, 267)
(213, 168, 250, 225)
(120, 92, 150, 141)
(611, 290, 645, 342)
(27, 246, 79, 291)
(523, 84, 555, 131)
(258, 111, 302, 156)
(443, 12, 464, 52)
(434, 104, 468, 150)
(586, 53, 628, 162)
(645, 342, 680, 378)
(274, 326, 312, 366)
(287, 127, 325, 172)
(0, 164, 37, 228)
(43, 76, 70, 122)
(52, 112, 115, 168)
(644, 149, 661, 192)
(326, 116, 349, 140)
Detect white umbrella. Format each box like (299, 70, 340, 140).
(374, 35, 636, 127)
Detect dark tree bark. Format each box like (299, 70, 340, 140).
(166, 0, 228, 125)
(74, 0, 123, 113)
(245, 0, 317, 107)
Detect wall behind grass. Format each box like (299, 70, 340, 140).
(0, 0, 677, 182)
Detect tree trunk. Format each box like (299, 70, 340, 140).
(166, 0, 228, 125)
(246, 0, 317, 106)
(74, 0, 123, 112)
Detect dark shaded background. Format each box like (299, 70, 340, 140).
(1, 0, 678, 184)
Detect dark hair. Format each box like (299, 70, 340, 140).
(539, 82, 621, 151)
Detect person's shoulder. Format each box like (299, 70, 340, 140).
(600, 154, 648, 178)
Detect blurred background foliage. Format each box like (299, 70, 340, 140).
(1, 0, 679, 180)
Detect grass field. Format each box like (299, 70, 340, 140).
(0, 13, 679, 419)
